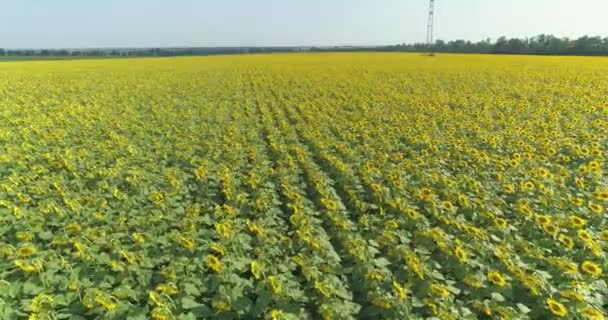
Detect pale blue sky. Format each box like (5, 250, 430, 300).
(0, 0, 606, 48)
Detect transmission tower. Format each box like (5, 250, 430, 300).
(426, 0, 435, 53)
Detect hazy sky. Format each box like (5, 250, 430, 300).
(1, 0, 606, 48)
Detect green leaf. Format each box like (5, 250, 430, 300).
(374, 257, 391, 268)
(23, 280, 41, 295)
(97, 252, 111, 264)
(126, 306, 149, 320)
(183, 283, 201, 296)
(411, 297, 425, 308)
(431, 270, 445, 280)
(181, 296, 204, 309)
(490, 292, 505, 302)
(517, 303, 531, 314)
(8, 282, 21, 299)
(0, 305, 19, 320)
(447, 286, 461, 295)
(38, 231, 54, 240)
(177, 313, 198, 320)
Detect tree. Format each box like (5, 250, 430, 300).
(493, 37, 510, 54)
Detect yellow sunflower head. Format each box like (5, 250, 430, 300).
(577, 229, 593, 242)
(579, 306, 605, 320)
(546, 298, 568, 317)
(569, 215, 587, 228)
(454, 247, 468, 263)
(591, 191, 608, 201)
(404, 208, 418, 220)
(17, 244, 37, 258)
(535, 215, 551, 225)
(581, 261, 602, 277)
(588, 202, 604, 214)
(207, 255, 222, 273)
(487, 271, 507, 287)
(558, 234, 574, 249)
(494, 218, 508, 229)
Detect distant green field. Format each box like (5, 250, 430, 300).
(0, 56, 129, 62)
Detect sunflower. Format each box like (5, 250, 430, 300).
(147, 291, 166, 308)
(580, 261, 602, 277)
(600, 230, 608, 241)
(521, 181, 535, 191)
(442, 201, 455, 212)
(569, 215, 587, 228)
(578, 166, 589, 175)
(404, 208, 418, 220)
(430, 283, 450, 298)
(30, 293, 54, 314)
(151, 308, 172, 320)
(16, 231, 34, 242)
(95, 295, 117, 312)
(17, 244, 37, 258)
(178, 236, 195, 251)
(269, 276, 283, 294)
(464, 276, 481, 288)
(570, 196, 585, 206)
(577, 229, 593, 242)
(207, 255, 222, 273)
(494, 218, 508, 229)
(561, 262, 579, 275)
(269, 309, 285, 320)
(367, 271, 383, 281)
(209, 242, 225, 256)
(385, 219, 399, 229)
(579, 306, 605, 320)
(156, 283, 178, 296)
(546, 298, 568, 317)
(109, 260, 125, 272)
(535, 215, 551, 225)
(454, 246, 468, 263)
(405, 252, 425, 279)
(419, 188, 433, 200)
(14, 259, 41, 273)
(487, 271, 507, 287)
(211, 298, 231, 313)
(558, 234, 574, 249)
(392, 281, 407, 300)
(321, 198, 338, 211)
(560, 289, 583, 302)
(543, 224, 557, 235)
(592, 191, 608, 201)
(371, 183, 383, 194)
(132, 232, 145, 244)
(458, 195, 469, 208)
(588, 202, 603, 214)
(65, 223, 81, 234)
(587, 160, 601, 170)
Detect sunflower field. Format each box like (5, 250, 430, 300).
(0, 53, 606, 319)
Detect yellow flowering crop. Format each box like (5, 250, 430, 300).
(0, 53, 606, 319)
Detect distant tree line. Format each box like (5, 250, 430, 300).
(377, 34, 608, 56)
(0, 47, 313, 58)
(1, 35, 607, 57)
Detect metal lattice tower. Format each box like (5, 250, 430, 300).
(426, 0, 435, 49)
